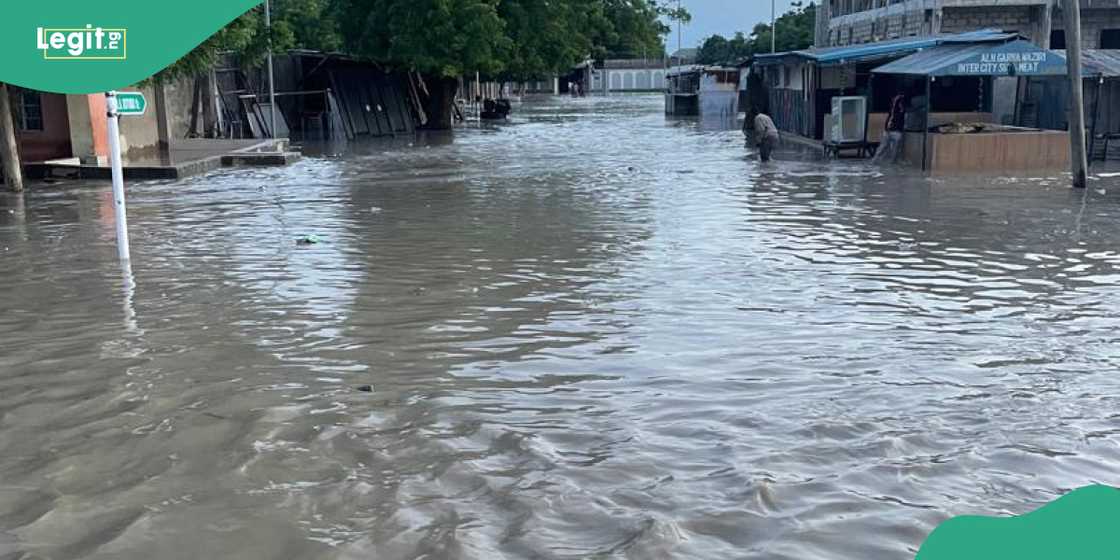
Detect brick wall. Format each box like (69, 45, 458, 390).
(822, 1, 1120, 48)
(824, 6, 931, 46)
(1052, 8, 1120, 49)
(940, 6, 1034, 35)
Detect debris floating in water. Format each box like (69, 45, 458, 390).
(355, 385, 373, 392)
(296, 235, 322, 245)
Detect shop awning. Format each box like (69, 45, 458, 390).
(752, 29, 1015, 68)
(872, 40, 1071, 77)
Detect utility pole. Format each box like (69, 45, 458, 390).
(1063, 0, 1087, 188)
(772, 0, 777, 53)
(677, 0, 682, 59)
(265, 0, 277, 138)
(0, 83, 23, 193)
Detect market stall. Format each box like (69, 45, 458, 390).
(872, 40, 1076, 174)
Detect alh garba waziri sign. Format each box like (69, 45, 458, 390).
(872, 40, 1072, 78)
(956, 50, 1052, 75)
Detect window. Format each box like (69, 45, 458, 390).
(1050, 29, 1066, 49)
(1101, 29, 1120, 49)
(783, 66, 791, 87)
(16, 90, 43, 131)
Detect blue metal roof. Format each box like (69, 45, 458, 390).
(752, 29, 1016, 67)
(1057, 49, 1120, 77)
(872, 40, 1071, 77)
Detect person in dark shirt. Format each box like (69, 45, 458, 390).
(873, 92, 907, 164)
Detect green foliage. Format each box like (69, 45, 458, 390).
(587, 0, 671, 60)
(157, 0, 685, 84)
(334, 0, 510, 77)
(696, 32, 752, 65)
(150, 0, 344, 84)
(696, 1, 816, 66)
(747, 1, 816, 55)
(498, 0, 589, 80)
(149, 8, 265, 84)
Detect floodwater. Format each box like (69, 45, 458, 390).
(3, 95, 1120, 560)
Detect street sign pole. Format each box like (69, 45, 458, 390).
(105, 91, 131, 262)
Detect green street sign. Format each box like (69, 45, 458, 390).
(115, 92, 146, 116)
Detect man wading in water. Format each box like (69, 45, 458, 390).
(874, 91, 907, 164)
(747, 111, 781, 162)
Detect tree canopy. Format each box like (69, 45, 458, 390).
(158, 0, 688, 83)
(695, 1, 816, 66)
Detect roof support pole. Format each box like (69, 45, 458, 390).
(922, 76, 931, 172)
(865, 73, 873, 144)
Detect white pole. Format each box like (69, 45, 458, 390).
(265, 0, 277, 138)
(105, 92, 131, 262)
(771, 0, 777, 53)
(677, 0, 682, 56)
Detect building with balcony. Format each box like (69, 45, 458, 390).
(815, 0, 1120, 50)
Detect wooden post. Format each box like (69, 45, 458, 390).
(922, 76, 931, 171)
(1064, 0, 1088, 188)
(865, 73, 874, 144)
(0, 83, 24, 193)
(1089, 77, 1103, 164)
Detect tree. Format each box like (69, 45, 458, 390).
(333, 0, 680, 126)
(152, 0, 343, 85)
(747, 1, 816, 55)
(163, 0, 687, 129)
(696, 32, 752, 65)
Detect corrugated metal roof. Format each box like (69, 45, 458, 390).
(1056, 49, 1120, 77)
(872, 40, 1070, 77)
(752, 29, 1015, 67)
(667, 65, 738, 77)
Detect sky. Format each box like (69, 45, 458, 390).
(664, 0, 802, 52)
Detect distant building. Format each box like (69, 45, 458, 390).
(665, 65, 740, 119)
(589, 59, 668, 94)
(815, 0, 1120, 50)
(669, 48, 698, 66)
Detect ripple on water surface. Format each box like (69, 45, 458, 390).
(3, 96, 1120, 559)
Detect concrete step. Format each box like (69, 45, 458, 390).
(220, 152, 301, 167)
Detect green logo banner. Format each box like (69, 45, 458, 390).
(1, 1, 261, 93)
(917, 485, 1120, 559)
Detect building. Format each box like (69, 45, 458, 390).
(665, 66, 740, 119)
(589, 59, 669, 94)
(815, 0, 1120, 50)
(6, 83, 195, 166)
(669, 48, 699, 66)
(751, 30, 1018, 141)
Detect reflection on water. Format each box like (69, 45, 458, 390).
(3, 95, 1120, 559)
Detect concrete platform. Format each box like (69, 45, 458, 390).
(25, 139, 297, 181)
(220, 151, 301, 167)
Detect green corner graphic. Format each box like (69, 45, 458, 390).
(1, 1, 261, 93)
(917, 485, 1120, 560)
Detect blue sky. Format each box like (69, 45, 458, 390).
(665, 0, 802, 52)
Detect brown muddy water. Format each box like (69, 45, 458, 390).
(3, 95, 1120, 559)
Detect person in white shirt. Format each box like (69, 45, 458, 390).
(752, 112, 780, 162)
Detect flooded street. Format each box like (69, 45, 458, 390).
(4, 95, 1120, 559)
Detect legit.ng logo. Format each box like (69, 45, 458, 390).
(36, 25, 126, 60)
